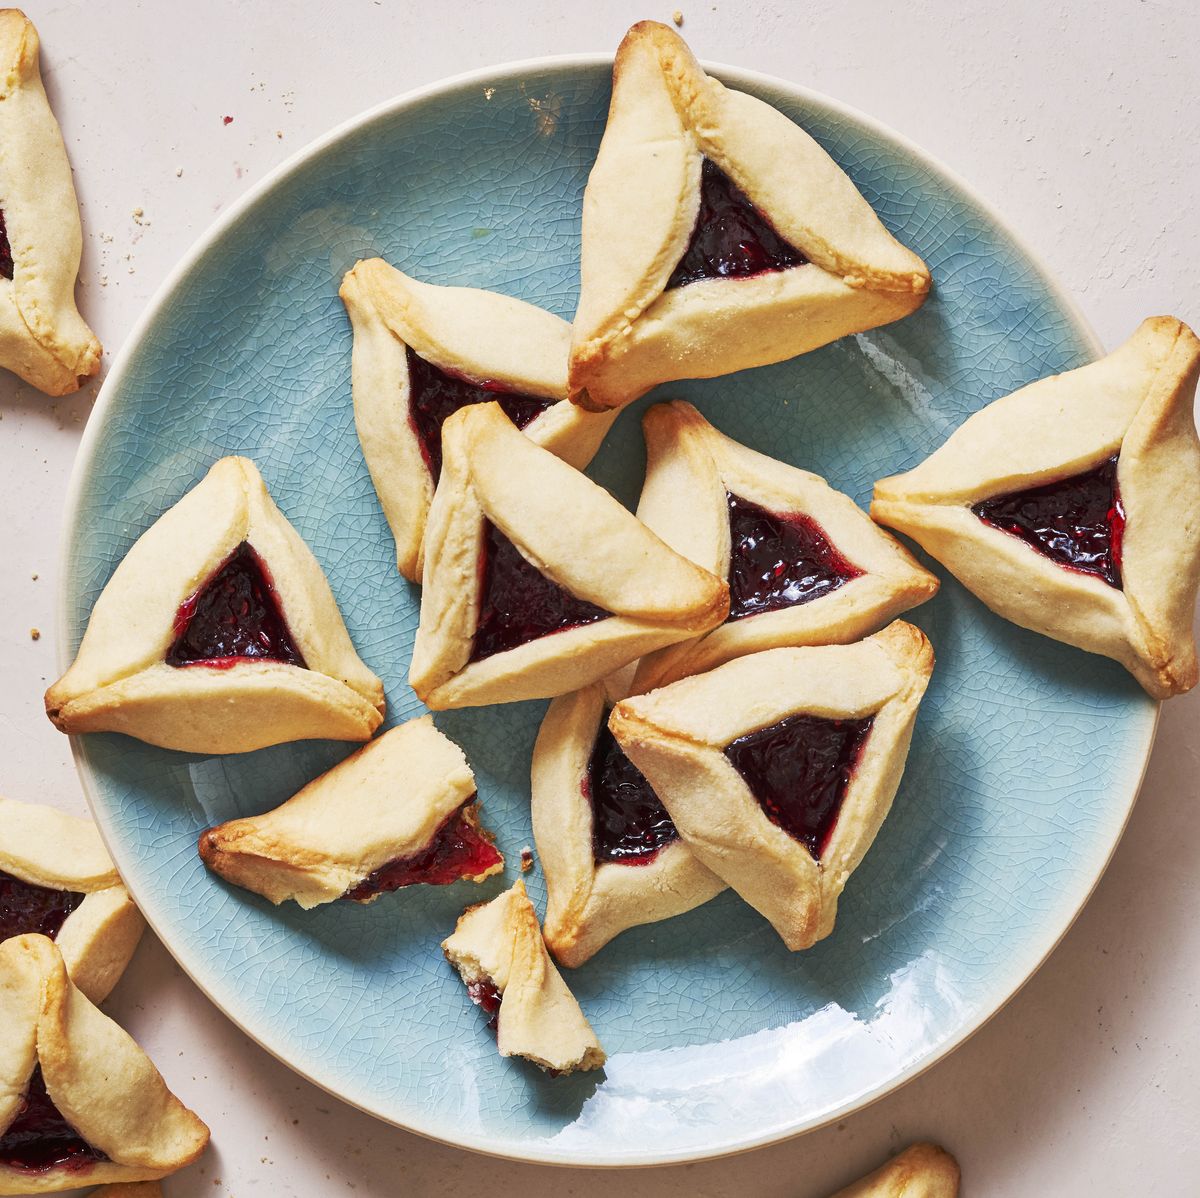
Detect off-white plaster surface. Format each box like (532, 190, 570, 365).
(1, 2, 1196, 1194)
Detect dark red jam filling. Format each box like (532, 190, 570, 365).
(342, 799, 502, 900)
(165, 541, 306, 669)
(666, 158, 807, 290)
(726, 492, 862, 621)
(586, 721, 678, 866)
(0, 210, 13, 280)
(469, 520, 610, 663)
(407, 347, 555, 484)
(466, 977, 503, 1032)
(0, 871, 84, 942)
(0, 1067, 107, 1175)
(971, 454, 1124, 588)
(724, 713, 874, 861)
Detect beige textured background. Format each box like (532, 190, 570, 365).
(2, 2, 1197, 1194)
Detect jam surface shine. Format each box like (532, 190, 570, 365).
(165, 541, 306, 669)
(466, 977, 503, 1032)
(724, 712, 874, 860)
(727, 492, 862, 621)
(587, 721, 679, 866)
(971, 454, 1125, 588)
(470, 520, 609, 663)
(407, 347, 555, 483)
(0, 1067, 107, 1175)
(0, 210, 13, 280)
(0, 871, 84, 942)
(667, 159, 807, 289)
(343, 800, 501, 900)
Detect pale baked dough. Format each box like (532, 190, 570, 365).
(610, 622, 933, 951)
(409, 401, 729, 708)
(531, 678, 725, 966)
(872, 316, 1200, 699)
(45, 457, 385, 753)
(0, 796, 143, 1005)
(199, 715, 501, 907)
(340, 258, 617, 580)
(633, 401, 938, 690)
(831, 1143, 960, 1198)
(0, 935, 209, 1194)
(569, 21, 930, 411)
(442, 880, 606, 1074)
(0, 10, 101, 395)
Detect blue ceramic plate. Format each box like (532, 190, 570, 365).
(61, 56, 1157, 1165)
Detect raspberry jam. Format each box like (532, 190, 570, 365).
(165, 541, 306, 669)
(407, 348, 555, 483)
(0, 1067, 107, 1175)
(586, 721, 678, 865)
(0, 210, 13, 280)
(667, 159, 807, 289)
(466, 977, 503, 1032)
(971, 454, 1124, 588)
(724, 713, 874, 860)
(0, 871, 84, 942)
(727, 493, 862, 621)
(470, 520, 610, 663)
(343, 800, 501, 899)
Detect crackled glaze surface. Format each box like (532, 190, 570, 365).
(62, 63, 1154, 1166)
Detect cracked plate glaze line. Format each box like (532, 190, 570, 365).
(59, 56, 1156, 1166)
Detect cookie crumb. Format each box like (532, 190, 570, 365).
(520, 846, 534, 873)
(175, 166, 184, 177)
(672, 9, 684, 24)
(275, 129, 283, 139)
(30, 628, 40, 641)
(30, 572, 38, 581)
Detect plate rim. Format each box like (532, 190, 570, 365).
(56, 50, 1159, 1168)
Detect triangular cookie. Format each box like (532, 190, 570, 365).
(872, 316, 1200, 698)
(45, 457, 385, 754)
(442, 880, 606, 1074)
(0, 11, 101, 395)
(569, 21, 930, 411)
(199, 716, 502, 908)
(633, 401, 939, 690)
(832, 1143, 960, 1198)
(340, 259, 617, 580)
(0, 797, 144, 1004)
(409, 401, 729, 708)
(610, 623, 933, 951)
(0, 935, 208, 1191)
(531, 675, 726, 967)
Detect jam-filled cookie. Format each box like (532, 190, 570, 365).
(340, 258, 616, 580)
(0, 797, 143, 1004)
(46, 457, 385, 754)
(611, 623, 933, 951)
(633, 400, 938, 690)
(442, 881, 606, 1075)
(409, 402, 728, 708)
(569, 21, 929, 411)
(873, 317, 1200, 698)
(0, 10, 101, 395)
(0, 935, 208, 1194)
(199, 716, 502, 907)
